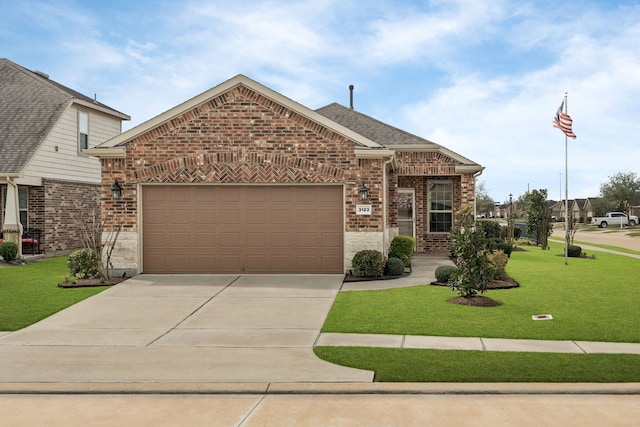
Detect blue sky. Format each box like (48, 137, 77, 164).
(2, 0, 639, 202)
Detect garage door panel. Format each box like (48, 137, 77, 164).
(220, 209, 242, 224)
(271, 210, 290, 224)
(167, 232, 190, 247)
(322, 232, 342, 247)
(143, 185, 343, 274)
(247, 210, 267, 224)
(247, 232, 266, 247)
(195, 209, 215, 224)
(219, 233, 242, 248)
(297, 233, 317, 247)
(271, 232, 292, 247)
(195, 233, 215, 247)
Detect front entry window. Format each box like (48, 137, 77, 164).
(428, 181, 452, 232)
(398, 189, 415, 238)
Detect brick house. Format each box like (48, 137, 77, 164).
(0, 59, 129, 256)
(87, 75, 483, 275)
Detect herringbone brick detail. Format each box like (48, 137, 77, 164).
(135, 151, 348, 183)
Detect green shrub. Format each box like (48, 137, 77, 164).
(67, 249, 100, 278)
(388, 235, 415, 266)
(478, 220, 502, 239)
(487, 250, 508, 280)
(352, 250, 386, 278)
(0, 241, 19, 262)
(495, 241, 513, 257)
(385, 257, 405, 276)
(513, 227, 522, 240)
(567, 245, 582, 258)
(435, 265, 458, 283)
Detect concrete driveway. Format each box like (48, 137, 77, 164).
(0, 274, 373, 384)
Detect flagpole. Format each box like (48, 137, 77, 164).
(564, 92, 569, 266)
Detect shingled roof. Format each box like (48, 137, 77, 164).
(316, 103, 441, 147)
(0, 58, 128, 174)
(316, 102, 482, 170)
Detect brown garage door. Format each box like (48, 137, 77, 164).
(142, 185, 344, 274)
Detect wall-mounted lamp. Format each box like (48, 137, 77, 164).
(358, 181, 369, 201)
(111, 180, 123, 200)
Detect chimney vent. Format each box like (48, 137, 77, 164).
(33, 70, 50, 79)
(349, 85, 354, 110)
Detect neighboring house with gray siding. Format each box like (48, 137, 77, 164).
(0, 58, 129, 256)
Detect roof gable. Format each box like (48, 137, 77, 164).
(91, 75, 383, 155)
(0, 58, 129, 174)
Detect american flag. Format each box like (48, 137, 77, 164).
(553, 100, 577, 139)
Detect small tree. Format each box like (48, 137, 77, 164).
(448, 204, 492, 297)
(76, 209, 122, 280)
(526, 189, 553, 249)
(475, 181, 495, 218)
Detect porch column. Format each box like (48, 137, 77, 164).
(1, 179, 23, 258)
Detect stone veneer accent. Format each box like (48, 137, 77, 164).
(345, 231, 385, 271)
(104, 231, 138, 277)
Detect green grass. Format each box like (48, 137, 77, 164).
(323, 242, 640, 343)
(548, 237, 640, 255)
(318, 241, 640, 381)
(314, 347, 640, 382)
(0, 257, 108, 331)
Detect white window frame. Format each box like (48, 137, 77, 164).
(78, 110, 89, 151)
(428, 180, 453, 233)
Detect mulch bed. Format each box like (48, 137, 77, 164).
(431, 275, 520, 290)
(433, 275, 519, 307)
(343, 267, 411, 283)
(58, 277, 127, 288)
(448, 295, 503, 307)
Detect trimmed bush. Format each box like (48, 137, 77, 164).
(385, 257, 405, 276)
(495, 241, 513, 257)
(351, 250, 386, 278)
(513, 227, 522, 240)
(67, 249, 100, 278)
(435, 265, 459, 283)
(0, 241, 19, 262)
(388, 235, 416, 267)
(567, 245, 582, 258)
(487, 249, 508, 280)
(478, 220, 502, 239)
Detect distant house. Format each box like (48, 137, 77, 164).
(0, 58, 129, 256)
(551, 198, 595, 222)
(87, 75, 483, 275)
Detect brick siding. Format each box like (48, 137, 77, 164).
(100, 84, 385, 232)
(42, 179, 100, 254)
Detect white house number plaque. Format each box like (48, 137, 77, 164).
(356, 205, 372, 215)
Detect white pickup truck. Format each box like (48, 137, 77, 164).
(591, 212, 638, 228)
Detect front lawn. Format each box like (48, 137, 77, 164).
(317, 242, 640, 382)
(314, 348, 640, 382)
(0, 257, 109, 331)
(322, 241, 640, 342)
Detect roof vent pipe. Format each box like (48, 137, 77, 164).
(349, 84, 354, 110)
(33, 70, 49, 79)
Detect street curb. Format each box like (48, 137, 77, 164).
(2, 382, 640, 395)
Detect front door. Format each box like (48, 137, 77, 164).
(398, 189, 415, 238)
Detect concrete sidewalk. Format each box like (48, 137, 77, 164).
(317, 333, 640, 354)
